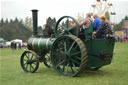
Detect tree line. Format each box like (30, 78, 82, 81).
(0, 17, 33, 41)
(0, 15, 128, 41)
(113, 15, 128, 31)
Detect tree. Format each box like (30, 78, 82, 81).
(0, 18, 4, 27)
(0, 18, 4, 24)
(113, 15, 128, 31)
(14, 17, 19, 23)
(124, 15, 128, 20)
(23, 16, 32, 31)
(0, 18, 32, 41)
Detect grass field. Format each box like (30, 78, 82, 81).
(0, 42, 128, 85)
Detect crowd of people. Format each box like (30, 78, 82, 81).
(10, 42, 22, 50)
(115, 29, 128, 42)
(121, 29, 128, 42)
(79, 13, 113, 40)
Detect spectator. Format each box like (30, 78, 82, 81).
(19, 43, 22, 49)
(11, 42, 14, 50)
(14, 43, 17, 50)
(122, 29, 127, 42)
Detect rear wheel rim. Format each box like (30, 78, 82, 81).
(51, 35, 88, 77)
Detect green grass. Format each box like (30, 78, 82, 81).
(0, 42, 128, 85)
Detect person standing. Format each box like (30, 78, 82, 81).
(122, 29, 127, 42)
(79, 13, 93, 40)
(93, 14, 101, 33)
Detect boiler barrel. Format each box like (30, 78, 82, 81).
(27, 37, 55, 52)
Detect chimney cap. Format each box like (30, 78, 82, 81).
(31, 9, 38, 12)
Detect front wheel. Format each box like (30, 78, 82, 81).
(43, 53, 52, 68)
(20, 50, 39, 73)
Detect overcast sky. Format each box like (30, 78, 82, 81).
(1, 0, 128, 26)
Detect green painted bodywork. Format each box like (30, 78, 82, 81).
(27, 36, 115, 68)
(27, 37, 55, 54)
(85, 38, 115, 68)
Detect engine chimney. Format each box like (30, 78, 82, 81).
(31, 10, 38, 36)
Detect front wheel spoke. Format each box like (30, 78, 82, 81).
(25, 54, 29, 59)
(31, 54, 34, 60)
(25, 64, 29, 70)
(24, 59, 27, 61)
(32, 62, 37, 65)
(30, 64, 31, 71)
(28, 53, 30, 59)
(30, 64, 34, 70)
(24, 62, 27, 65)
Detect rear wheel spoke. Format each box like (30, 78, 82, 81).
(65, 63, 69, 74)
(70, 66, 74, 73)
(68, 41, 76, 52)
(75, 56, 81, 60)
(70, 51, 81, 56)
(62, 65, 65, 72)
(71, 58, 80, 65)
(56, 60, 65, 68)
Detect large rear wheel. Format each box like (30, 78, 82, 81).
(51, 35, 88, 77)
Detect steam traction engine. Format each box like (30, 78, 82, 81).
(20, 10, 115, 77)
